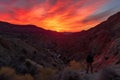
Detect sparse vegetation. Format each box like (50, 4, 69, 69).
(99, 67, 120, 80)
(35, 67, 57, 80)
(54, 69, 81, 80)
(0, 66, 58, 80)
(0, 38, 10, 49)
(22, 48, 27, 55)
(68, 60, 86, 70)
(0, 67, 34, 80)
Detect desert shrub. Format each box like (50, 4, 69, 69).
(22, 48, 27, 55)
(15, 63, 28, 74)
(0, 67, 15, 80)
(68, 60, 86, 70)
(33, 51, 37, 54)
(55, 69, 81, 80)
(0, 67, 34, 80)
(19, 55, 26, 62)
(32, 51, 37, 59)
(116, 59, 120, 64)
(15, 60, 37, 75)
(99, 67, 120, 80)
(13, 74, 34, 80)
(25, 61, 37, 75)
(35, 67, 57, 80)
(0, 38, 10, 49)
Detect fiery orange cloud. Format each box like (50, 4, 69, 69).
(0, 0, 115, 32)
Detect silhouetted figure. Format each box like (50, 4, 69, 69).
(86, 54, 94, 74)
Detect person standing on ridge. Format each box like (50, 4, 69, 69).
(86, 53, 94, 74)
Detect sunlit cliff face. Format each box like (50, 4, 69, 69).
(0, 0, 119, 32)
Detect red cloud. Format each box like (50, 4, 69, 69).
(0, 0, 111, 32)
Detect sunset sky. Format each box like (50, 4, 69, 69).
(0, 0, 120, 32)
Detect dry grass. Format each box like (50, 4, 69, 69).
(0, 67, 34, 80)
(67, 60, 86, 70)
(35, 67, 57, 80)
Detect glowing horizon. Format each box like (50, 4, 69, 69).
(0, 0, 120, 32)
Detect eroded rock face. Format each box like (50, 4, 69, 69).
(93, 38, 120, 70)
(105, 38, 120, 63)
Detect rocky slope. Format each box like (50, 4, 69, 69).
(0, 36, 64, 70)
(79, 12, 120, 69)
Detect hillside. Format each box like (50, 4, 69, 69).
(0, 12, 120, 64)
(0, 35, 64, 69)
(0, 12, 120, 80)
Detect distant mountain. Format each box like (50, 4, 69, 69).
(0, 21, 59, 35)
